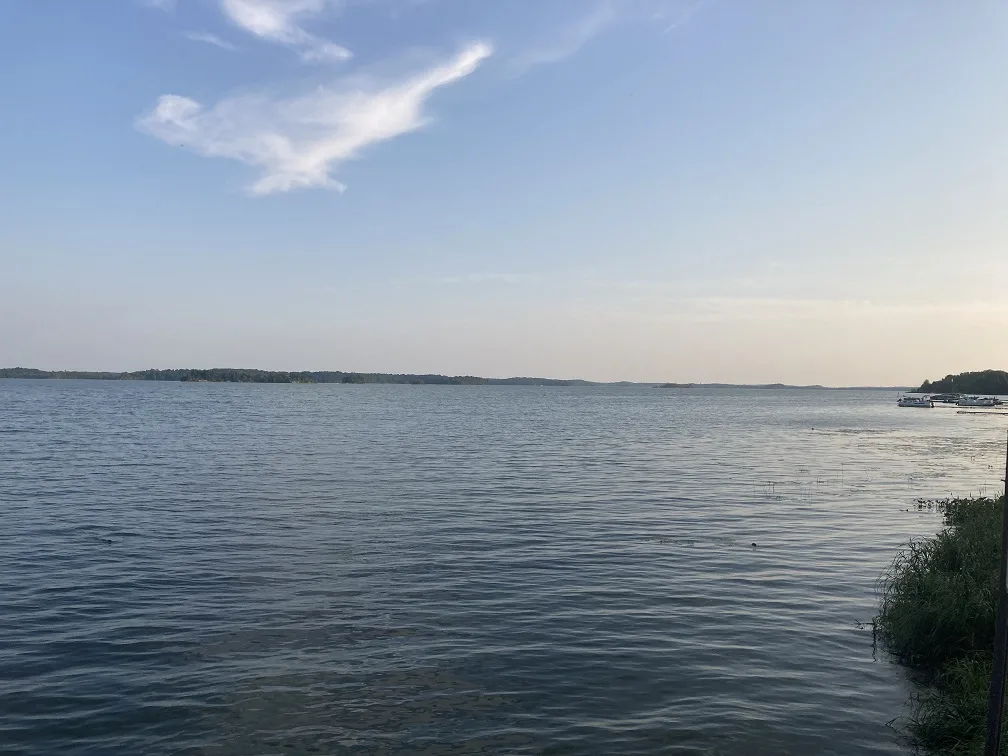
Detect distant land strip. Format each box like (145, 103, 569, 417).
(1, 367, 911, 389)
(0, 367, 590, 386)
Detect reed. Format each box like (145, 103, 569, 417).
(875, 497, 1004, 754)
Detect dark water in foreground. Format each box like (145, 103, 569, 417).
(2, 381, 1006, 755)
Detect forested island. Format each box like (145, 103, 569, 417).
(0, 367, 591, 386)
(918, 369, 1008, 395)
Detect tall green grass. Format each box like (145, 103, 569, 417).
(875, 497, 1004, 754)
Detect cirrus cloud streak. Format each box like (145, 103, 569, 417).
(220, 0, 351, 62)
(137, 42, 492, 195)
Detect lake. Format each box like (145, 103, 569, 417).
(1, 380, 1006, 754)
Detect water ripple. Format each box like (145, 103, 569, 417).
(1, 381, 1005, 754)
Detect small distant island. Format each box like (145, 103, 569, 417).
(654, 383, 694, 388)
(918, 369, 1008, 395)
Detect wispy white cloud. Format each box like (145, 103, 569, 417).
(137, 42, 493, 195)
(143, 0, 176, 11)
(184, 31, 240, 51)
(220, 0, 351, 62)
(509, 2, 616, 75)
(508, 0, 708, 74)
(658, 0, 710, 34)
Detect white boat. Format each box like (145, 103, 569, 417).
(956, 396, 997, 407)
(898, 395, 934, 408)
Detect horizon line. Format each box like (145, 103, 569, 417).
(0, 366, 914, 390)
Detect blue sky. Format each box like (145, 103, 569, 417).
(2, 1, 1007, 384)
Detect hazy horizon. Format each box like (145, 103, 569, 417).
(0, 357, 990, 388)
(3, 2, 1006, 385)
(1, 363, 926, 387)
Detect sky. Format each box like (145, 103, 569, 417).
(2, 0, 1007, 385)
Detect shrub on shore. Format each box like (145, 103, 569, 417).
(875, 497, 1004, 754)
(910, 652, 993, 755)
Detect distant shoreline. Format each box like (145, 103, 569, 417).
(917, 369, 1008, 396)
(0, 367, 909, 390)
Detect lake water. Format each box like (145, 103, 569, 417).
(2, 381, 1006, 755)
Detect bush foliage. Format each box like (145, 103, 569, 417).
(875, 497, 1004, 754)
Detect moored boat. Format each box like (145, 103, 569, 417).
(956, 396, 997, 407)
(898, 395, 934, 408)
(929, 393, 961, 404)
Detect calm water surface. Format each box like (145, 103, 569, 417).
(2, 381, 1007, 755)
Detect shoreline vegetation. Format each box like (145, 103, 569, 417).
(1, 367, 909, 389)
(874, 497, 1004, 755)
(919, 370, 1008, 396)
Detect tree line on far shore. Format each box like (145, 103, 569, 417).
(0, 367, 586, 386)
(918, 369, 1008, 395)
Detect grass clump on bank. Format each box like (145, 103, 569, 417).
(875, 497, 1004, 755)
